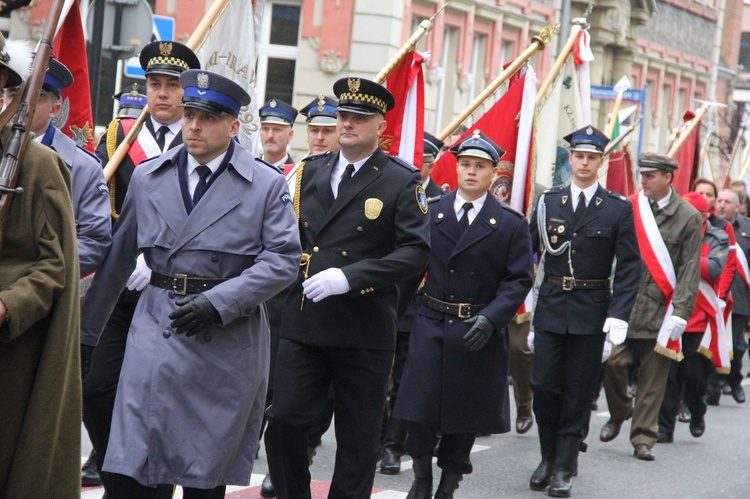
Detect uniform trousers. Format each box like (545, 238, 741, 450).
(658, 332, 712, 435)
(603, 338, 672, 449)
(530, 329, 605, 438)
(265, 338, 393, 499)
(82, 288, 140, 488)
(509, 320, 533, 419)
(109, 473, 225, 499)
(405, 422, 475, 475)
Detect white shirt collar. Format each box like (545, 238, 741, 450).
(454, 191, 487, 225)
(187, 151, 228, 177)
(570, 182, 599, 208)
(331, 152, 373, 197)
(656, 189, 672, 210)
(150, 117, 180, 146)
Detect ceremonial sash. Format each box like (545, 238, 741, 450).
(119, 118, 149, 166)
(696, 280, 732, 373)
(734, 244, 750, 289)
(631, 192, 683, 360)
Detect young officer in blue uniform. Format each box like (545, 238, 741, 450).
(528, 126, 641, 497)
(80, 70, 301, 498)
(264, 77, 430, 499)
(394, 130, 534, 499)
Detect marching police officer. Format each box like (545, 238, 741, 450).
(112, 83, 147, 118)
(299, 94, 339, 155)
(529, 126, 641, 497)
(422, 132, 445, 197)
(394, 130, 534, 498)
(259, 97, 297, 171)
(264, 77, 430, 499)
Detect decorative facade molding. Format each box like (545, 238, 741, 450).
(319, 50, 345, 74)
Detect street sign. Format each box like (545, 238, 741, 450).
(86, 0, 154, 60)
(124, 16, 176, 79)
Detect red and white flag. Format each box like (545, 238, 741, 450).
(52, 0, 95, 151)
(669, 110, 701, 195)
(382, 51, 427, 167)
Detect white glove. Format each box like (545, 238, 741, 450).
(668, 315, 688, 341)
(302, 268, 351, 303)
(527, 329, 535, 354)
(601, 341, 612, 363)
(126, 253, 152, 291)
(603, 317, 628, 345)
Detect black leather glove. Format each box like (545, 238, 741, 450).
(169, 294, 221, 337)
(462, 314, 496, 351)
(81, 343, 95, 379)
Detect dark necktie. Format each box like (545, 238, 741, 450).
(574, 192, 586, 223)
(156, 125, 170, 151)
(651, 200, 659, 216)
(192, 165, 212, 205)
(459, 202, 473, 231)
(337, 163, 355, 196)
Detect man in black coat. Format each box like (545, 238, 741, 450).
(528, 126, 641, 497)
(394, 130, 533, 498)
(264, 77, 430, 499)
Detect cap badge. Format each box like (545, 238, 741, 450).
(585, 125, 593, 135)
(348, 78, 361, 93)
(196, 72, 210, 89)
(129, 83, 140, 95)
(317, 95, 326, 111)
(159, 42, 172, 56)
(270, 99, 277, 108)
(472, 130, 481, 138)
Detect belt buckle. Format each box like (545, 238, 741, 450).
(457, 303, 471, 319)
(562, 276, 575, 291)
(172, 273, 188, 295)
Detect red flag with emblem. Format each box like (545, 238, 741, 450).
(52, 0, 95, 151)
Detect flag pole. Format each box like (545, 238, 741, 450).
(102, 0, 231, 182)
(605, 76, 630, 138)
(437, 22, 559, 143)
(603, 116, 641, 157)
(666, 105, 709, 158)
(535, 16, 588, 108)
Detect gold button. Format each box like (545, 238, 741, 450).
(313, 246, 319, 253)
(357, 226, 364, 232)
(361, 290, 366, 294)
(304, 222, 309, 228)
(341, 251, 348, 257)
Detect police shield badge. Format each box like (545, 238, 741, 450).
(365, 198, 384, 220)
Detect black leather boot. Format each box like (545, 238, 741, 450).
(530, 425, 556, 491)
(260, 473, 275, 498)
(81, 449, 102, 487)
(406, 454, 433, 499)
(547, 436, 580, 498)
(433, 471, 463, 499)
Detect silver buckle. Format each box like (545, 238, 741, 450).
(562, 277, 575, 291)
(172, 273, 188, 295)
(457, 303, 471, 319)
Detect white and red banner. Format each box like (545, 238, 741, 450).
(383, 51, 427, 168)
(696, 280, 732, 373)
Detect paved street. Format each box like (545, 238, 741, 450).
(82, 375, 750, 498)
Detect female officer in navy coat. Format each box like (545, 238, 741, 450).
(394, 130, 534, 498)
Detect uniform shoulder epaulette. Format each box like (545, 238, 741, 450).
(606, 190, 628, 202)
(300, 150, 331, 163)
(500, 201, 525, 218)
(76, 145, 100, 163)
(255, 157, 283, 174)
(389, 155, 419, 172)
(543, 185, 564, 195)
(427, 195, 442, 204)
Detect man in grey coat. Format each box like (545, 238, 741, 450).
(80, 69, 301, 498)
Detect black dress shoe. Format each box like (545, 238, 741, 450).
(677, 402, 691, 423)
(705, 393, 720, 406)
(722, 383, 733, 395)
(599, 419, 624, 442)
(633, 444, 655, 461)
(380, 448, 402, 475)
(405, 477, 432, 499)
(260, 473, 275, 498)
(656, 432, 673, 443)
(732, 385, 746, 404)
(81, 450, 102, 487)
(516, 417, 533, 434)
(690, 417, 706, 438)
(529, 460, 551, 491)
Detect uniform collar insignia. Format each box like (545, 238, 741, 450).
(561, 195, 568, 204)
(595, 197, 602, 206)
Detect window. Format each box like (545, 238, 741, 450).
(256, 2, 301, 105)
(740, 33, 750, 71)
(469, 34, 488, 100)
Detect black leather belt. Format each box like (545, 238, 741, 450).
(544, 275, 611, 291)
(150, 271, 228, 295)
(423, 295, 487, 319)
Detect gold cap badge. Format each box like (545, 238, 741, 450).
(347, 78, 361, 93)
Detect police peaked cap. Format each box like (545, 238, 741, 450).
(259, 98, 298, 126)
(299, 95, 338, 125)
(43, 58, 73, 96)
(423, 132, 444, 159)
(449, 129, 505, 166)
(140, 41, 200, 77)
(180, 70, 251, 117)
(333, 77, 395, 116)
(563, 125, 610, 154)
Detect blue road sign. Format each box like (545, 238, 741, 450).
(124, 16, 176, 79)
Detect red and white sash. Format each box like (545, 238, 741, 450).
(734, 244, 750, 289)
(695, 280, 731, 373)
(631, 191, 683, 360)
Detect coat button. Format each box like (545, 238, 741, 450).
(573, 232, 577, 237)
(162, 330, 171, 339)
(449, 295, 455, 300)
(449, 269, 455, 275)
(211, 254, 219, 263)
(203, 333, 212, 342)
(448, 320, 454, 325)
(572, 250, 576, 254)
(357, 226, 364, 232)
(168, 291, 175, 299)
(304, 221, 309, 228)
(469, 272, 475, 277)
(313, 246, 320, 253)
(341, 251, 348, 257)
